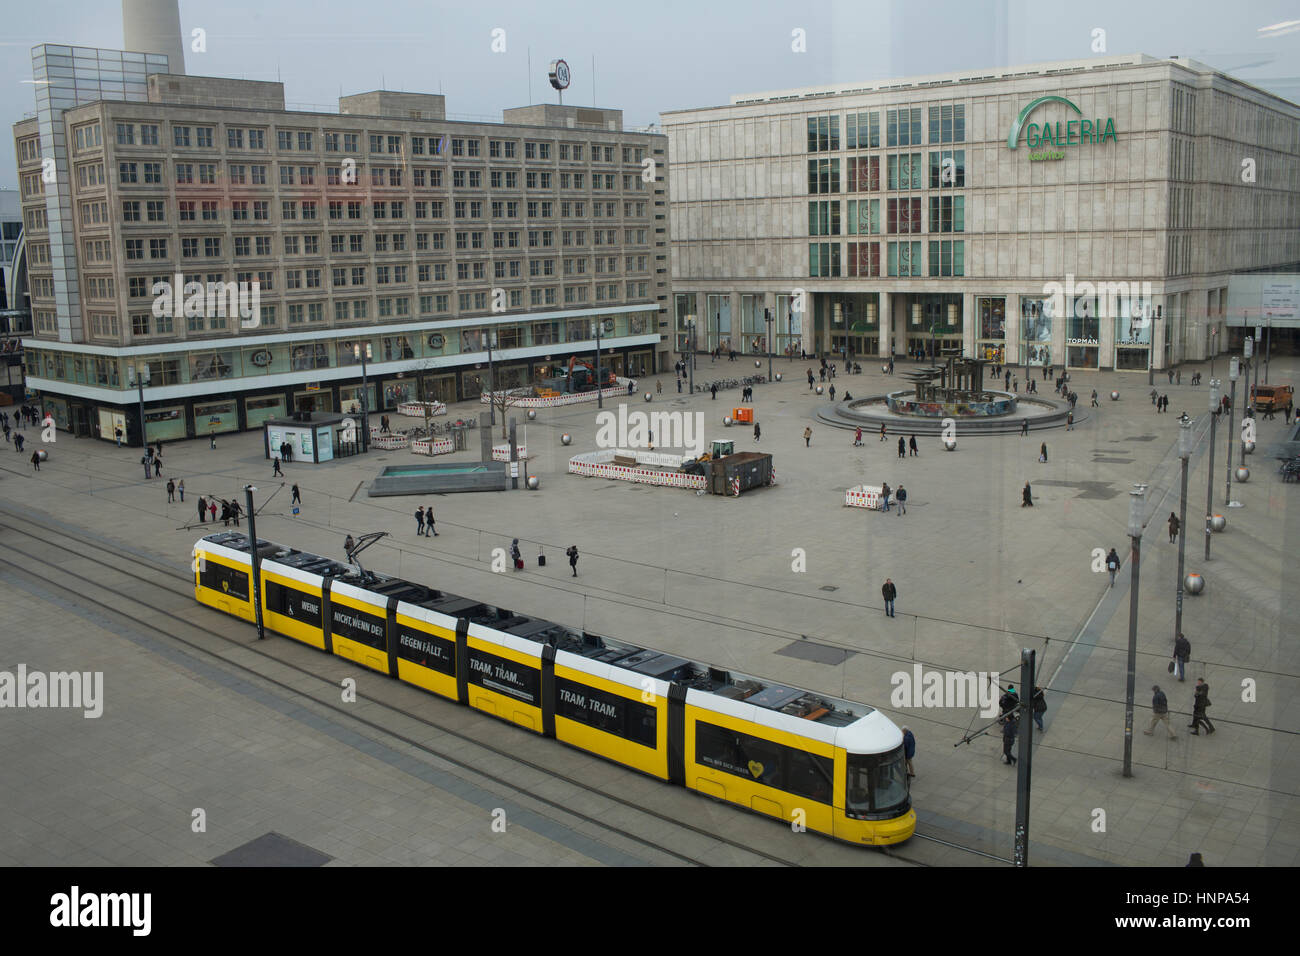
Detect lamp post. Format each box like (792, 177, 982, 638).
(353, 342, 371, 453)
(765, 307, 774, 382)
(1252, 326, 1261, 413)
(1148, 312, 1163, 386)
(128, 362, 150, 448)
(1122, 483, 1147, 778)
(1226, 356, 1240, 507)
(1205, 380, 1219, 561)
(486, 331, 498, 424)
(244, 485, 265, 641)
(1265, 316, 1272, 382)
(1208, 325, 1218, 380)
(590, 321, 603, 410)
(685, 317, 695, 395)
(1175, 418, 1192, 640)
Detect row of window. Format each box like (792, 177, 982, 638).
(807, 105, 966, 151)
(79, 121, 648, 164)
(810, 240, 965, 277)
(809, 151, 967, 194)
(810, 197, 965, 235)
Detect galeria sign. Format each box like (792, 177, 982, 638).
(1007, 95, 1117, 161)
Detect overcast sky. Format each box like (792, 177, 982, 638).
(3, 0, 1299, 187)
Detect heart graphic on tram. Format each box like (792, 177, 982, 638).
(747, 760, 764, 778)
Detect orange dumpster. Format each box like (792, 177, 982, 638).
(732, 406, 753, 424)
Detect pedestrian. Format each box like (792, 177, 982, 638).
(152, 454, 163, 477)
(1021, 481, 1033, 507)
(853, 426, 863, 446)
(880, 481, 891, 512)
(209, 430, 216, 449)
(30, 450, 40, 471)
(208, 500, 217, 523)
(895, 484, 907, 516)
(808, 370, 815, 390)
(897, 436, 906, 459)
(510, 538, 522, 570)
(1039, 441, 1047, 463)
(677, 377, 682, 393)
(1066, 411, 1074, 430)
(1021, 418, 1028, 436)
(1031, 686, 1047, 732)
(1168, 369, 1174, 385)
(1106, 547, 1120, 587)
(1001, 714, 1018, 765)
(1189, 678, 1215, 735)
(220, 500, 231, 526)
(753, 422, 761, 442)
(416, 506, 425, 535)
(1173, 632, 1191, 682)
(828, 384, 835, 401)
(424, 504, 437, 535)
(710, 383, 717, 401)
(1013, 376, 1018, 393)
(909, 434, 918, 457)
(566, 544, 579, 577)
(902, 726, 916, 777)
(344, 534, 355, 558)
(1176, 369, 1181, 385)
(273, 456, 283, 477)
(1168, 511, 1180, 544)
(657, 379, 662, 394)
(167, 478, 176, 502)
(155, 440, 163, 459)
(1091, 389, 1099, 407)
(1186, 852, 1205, 867)
(999, 684, 1020, 719)
(1143, 685, 1178, 738)
(879, 423, 887, 442)
(177, 479, 184, 502)
(803, 426, 812, 447)
(115, 425, 123, 446)
(13, 432, 22, 453)
(141, 454, 152, 479)
(230, 500, 241, 527)
(881, 578, 897, 617)
(1151, 388, 1159, 406)
(1005, 371, 1011, 390)
(198, 495, 207, 523)
(291, 484, 301, 506)
(2, 422, 8, 443)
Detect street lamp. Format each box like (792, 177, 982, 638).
(1226, 355, 1240, 507)
(1148, 310, 1164, 386)
(127, 361, 150, 447)
(1174, 418, 1193, 641)
(1205, 380, 1219, 561)
(1208, 325, 1218, 380)
(486, 331, 498, 424)
(685, 317, 695, 395)
(353, 342, 371, 453)
(765, 307, 774, 382)
(1122, 483, 1147, 779)
(244, 485, 266, 641)
(590, 321, 603, 410)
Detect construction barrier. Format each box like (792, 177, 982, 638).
(370, 433, 410, 450)
(491, 444, 529, 461)
(412, 437, 455, 456)
(568, 448, 706, 491)
(845, 484, 884, 510)
(396, 401, 447, 418)
(481, 378, 633, 409)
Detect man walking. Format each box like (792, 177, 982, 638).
(1021, 418, 1029, 437)
(141, 454, 152, 479)
(1001, 714, 1019, 765)
(1173, 632, 1191, 682)
(803, 426, 812, 447)
(273, 456, 283, 477)
(895, 485, 907, 516)
(1168, 512, 1180, 544)
(1022, 481, 1033, 507)
(30, 450, 41, 472)
(902, 726, 916, 778)
(881, 578, 897, 617)
(416, 506, 425, 536)
(198, 495, 207, 523)
(909, 434, 918, 457)
(115, 425, 123, 446)
(424, 504, 437, 536)
(1091, 389, 1100, 408)
(1143, 684, 1177, 738)
(1066, 411, 1074, 431)
(291, 484, 301, 506)
(880, 481, 891, 512)
(753, 422, 761, 443)
(1189, 678, 1215, 735)
(1031, 685, 1047, 732)
(879, 423, 887, 442)
(178, 479, 185, 502)
(1106, 547, 1120, 587)
(167, 478, 176, 503)
(897, 436, 906, 459)
(566, 544, 579, 577)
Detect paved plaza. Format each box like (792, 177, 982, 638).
(1, 355, 1297, 866)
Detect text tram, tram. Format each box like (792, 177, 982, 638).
(193, 532, 915, 846)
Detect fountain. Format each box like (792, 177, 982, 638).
(888, 352, 1016, 417)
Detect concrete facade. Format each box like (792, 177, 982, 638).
(663, 54, 1300, 373)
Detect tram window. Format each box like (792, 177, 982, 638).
(199, 562, 248, 602)
(694, 722, 783, 792)
(786, 748, 835, 804)
(395, 625, 455, 675)
(331, 603, 386, 650)
(555, 677, 657, 747)
(846, 746, 909, 817)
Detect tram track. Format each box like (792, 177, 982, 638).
(0, 509, 1002, 866)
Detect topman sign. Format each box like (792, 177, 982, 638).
(1007, 95, 1117, 161)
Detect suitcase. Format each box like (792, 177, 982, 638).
(515, 558, 524, 570)
(538, 554, 546, 567)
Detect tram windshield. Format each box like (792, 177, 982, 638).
(845, 745, 910, 818)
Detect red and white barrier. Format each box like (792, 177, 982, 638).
(481, 378, 634, 409)
(567, 448, 706, 491)
(845, 485, 884, 510)
(370, 433, 410, 450)
(397, 401, 447, 418)
(412, 437, 455, 456)
(491, 444, 529, 461)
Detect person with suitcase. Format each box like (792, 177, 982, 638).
(510, 539, 523, 570)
